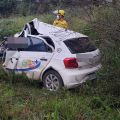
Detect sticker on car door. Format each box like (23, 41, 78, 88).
(7, 59, 41, 72)
(17, 59, 41, 72)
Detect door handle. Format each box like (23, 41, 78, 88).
(40, 57, 47, 61)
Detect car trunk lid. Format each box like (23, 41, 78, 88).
(64, 37, 101, 69)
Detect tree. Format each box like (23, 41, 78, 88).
(0, 0, 17, 17)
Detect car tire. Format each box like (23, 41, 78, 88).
(43, 70, 63, 91)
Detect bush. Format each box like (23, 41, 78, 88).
(0, 9, 120, 119)
(90, 5, 120, 47)
(0, 16, 45, 40)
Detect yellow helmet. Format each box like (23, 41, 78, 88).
(58, 10, 65, 16)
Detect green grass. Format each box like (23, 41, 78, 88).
(0, 15, 120, 120)
(0, 15, 58, 40)
(0, 69, 120, 120)
(0, 14, 88, 41)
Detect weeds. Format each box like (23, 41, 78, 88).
(0, 8, 120, 119)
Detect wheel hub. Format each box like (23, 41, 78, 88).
(45, 74, 59, 91)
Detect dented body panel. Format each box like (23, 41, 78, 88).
(3, 18, 101, 88)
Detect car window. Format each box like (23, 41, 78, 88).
(42, 37, 55, 48)
(23, 37, 52, 52)
(31, 37, 43, 45)
(64, 37, 97, 54)
(8, 37, 30, 51)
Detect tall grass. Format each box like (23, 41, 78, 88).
(0, 9, 120, 119)
(0, 69, 120, 120)
(0, 13, 88, 41)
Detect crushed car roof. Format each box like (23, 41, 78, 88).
(22, 18, 88, 41)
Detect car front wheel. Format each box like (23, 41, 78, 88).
(43, 70, 63, 91)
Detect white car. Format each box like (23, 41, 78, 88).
(3, 18, 101, 91)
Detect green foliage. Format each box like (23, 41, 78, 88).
(0, 16, 45, 40)
(0, 6, 120, 119)
(0, 73, 120, 120)
(0, 0, 16, 17)
(91, 6, 120, 47)
(41, 14, 54, 24)
(89, 97, 105, 109)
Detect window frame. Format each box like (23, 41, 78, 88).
(64, 37, 97, 54)
(23, 36, 53, 53)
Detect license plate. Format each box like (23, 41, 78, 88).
(89, 73, 96, 80)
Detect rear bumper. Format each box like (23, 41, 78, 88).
(59, 64, 102, 88)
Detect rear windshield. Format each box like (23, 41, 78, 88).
(64, 37, 97, 54)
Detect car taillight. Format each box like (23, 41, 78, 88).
(63, 58, 78, 69)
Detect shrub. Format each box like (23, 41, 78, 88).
(90, 5, 120, 47)
(0, 16, 42, 40)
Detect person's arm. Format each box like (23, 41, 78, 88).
(64, 21, 68, 29)
(53, 20, 57, 26)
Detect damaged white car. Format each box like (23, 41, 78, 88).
(3, 18, 101, 91)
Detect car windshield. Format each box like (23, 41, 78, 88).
(64, 37, 97, 54)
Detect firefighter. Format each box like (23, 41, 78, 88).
(53, 10, 68, 29)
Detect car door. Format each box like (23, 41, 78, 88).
(16, 36, 54, 80)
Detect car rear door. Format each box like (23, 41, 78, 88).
(16, 36, 54, 80)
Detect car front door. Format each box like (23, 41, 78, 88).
(16, 36, 54, 80)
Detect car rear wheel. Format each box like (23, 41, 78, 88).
(43, 70, 63, 91)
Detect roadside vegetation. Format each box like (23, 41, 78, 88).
(0, 4, 120, 120)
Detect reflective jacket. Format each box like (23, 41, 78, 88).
(53, 19, 68, 29)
